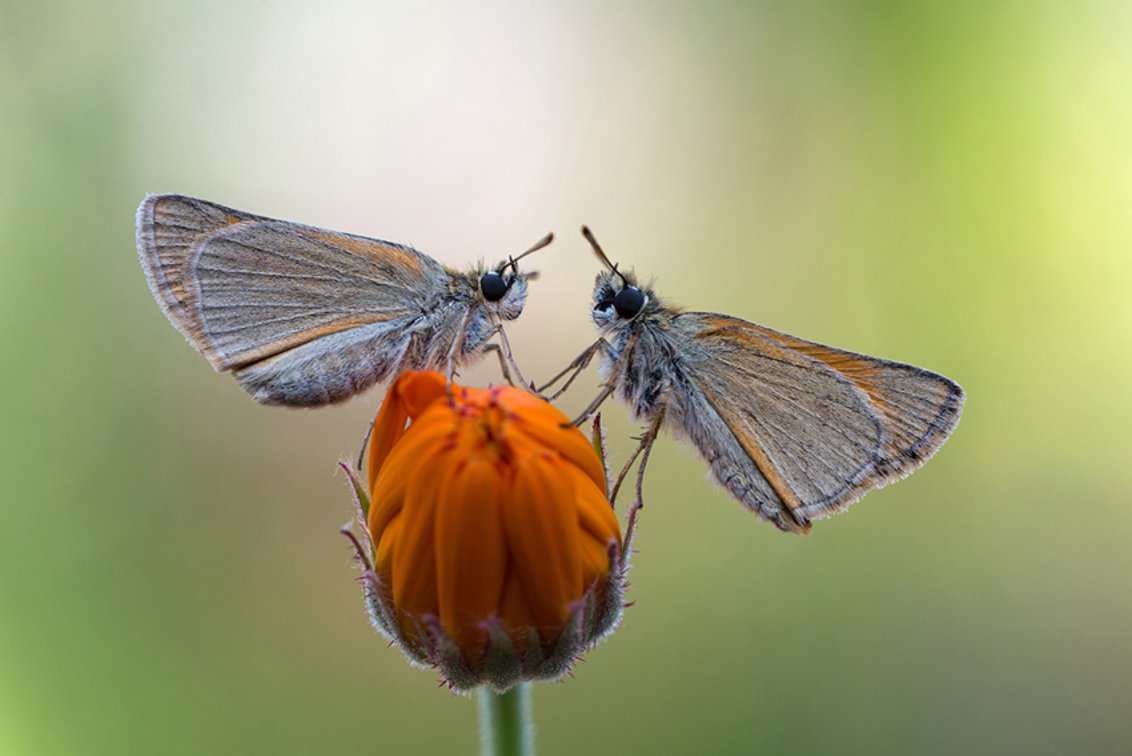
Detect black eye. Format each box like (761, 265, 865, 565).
(594, 300, 613, 312)
(614, 286, 645, 319)
(480, 272, 509, 302)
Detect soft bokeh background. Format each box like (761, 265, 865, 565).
(3, 1, 1131, 754)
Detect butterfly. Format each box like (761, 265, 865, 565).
(136, 194, 551, 406)
(543, 227, 965, 533)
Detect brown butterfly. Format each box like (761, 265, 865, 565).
(543, 227, 964, 533)
(137, 194, 551, 406)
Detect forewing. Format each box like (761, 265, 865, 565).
(136, 194, 453, 406)
(747, 322, 964, 481)
(136, 194, 266, 340)
(184, 220, 446, 370)
(674, 314, 962, 531)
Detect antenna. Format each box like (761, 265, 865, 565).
(581, 226, 627, 284)
(506, 232, 554, 272)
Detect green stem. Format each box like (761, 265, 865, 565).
(478, 683, 533, 756)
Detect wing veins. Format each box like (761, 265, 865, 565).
(207, 234, 361, 279)
(203, 309, 383, 335)
(193, 264, 346, 283)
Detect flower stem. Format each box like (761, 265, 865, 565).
(478, 683, 533, 756)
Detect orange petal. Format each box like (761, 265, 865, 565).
(366, 381, 412, 487)
(374, 514, 402, 583)
(493, 385, 558, 417)
(498, 570, 535, 649)
(390, 448, 455, 624)
(571, 469, 618, 590)
(455, 384, 494, 410)
(369, 417, 453, 539)
(512, 414, 607, 495)
(572, 467, 621, 547)
(396, 371, 450, 419)
(502, 453, 582, 632)
(577, 528, 613, 591)
(366, 371, 451, 485)
(435, 458, 508, 660)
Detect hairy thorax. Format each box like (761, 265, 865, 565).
(599, 317, 678, 422)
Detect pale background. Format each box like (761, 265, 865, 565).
(2, 1, 1131, 754)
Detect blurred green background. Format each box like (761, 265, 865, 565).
(3, 1, 1131, 753)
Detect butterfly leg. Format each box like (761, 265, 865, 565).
(632, 410, 665, 509)
(565, 332, 638, 427)
(444, 312, 475, 401)
(610, 407, 666, 508)
(470, 324, 538, 394)
(493, 325, 535, 392)
(480, 343, 514, 385)
(537, 338, 615, 401)
(567, 383, 616, 427)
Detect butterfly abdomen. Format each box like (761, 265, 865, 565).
(233, 320, 415, 406)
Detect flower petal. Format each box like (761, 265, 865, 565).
(390, 447, 456, 628)
(497, 570, 535, 646)
(366, 371, 449, 485)
(502, 453, 582, 634)
(512, 412, 607, 494)
(397, 371, 450, 418)
(373, 515, 402, 582)
(435, 458, 508, 661)
(572, 466, 621, 547)
(369, 415, 453, 540)
(577, 532, 612, 592)
(572, 467, 619, 590)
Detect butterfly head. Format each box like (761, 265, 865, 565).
(583, 226, 652, 333)
(478, 265, 529, 320)
(476, 232, 553, 321)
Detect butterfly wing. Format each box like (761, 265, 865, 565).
(137, 194, 451, 406)
(137, 193, 265, 340)
(670, 313, 964, 533)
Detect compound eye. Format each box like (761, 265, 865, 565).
(613, 286, 645, 319)
(480, 272, 509, 302)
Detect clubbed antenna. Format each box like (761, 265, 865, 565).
(581, 226, 627, 284)
(506, 232, 554, 272)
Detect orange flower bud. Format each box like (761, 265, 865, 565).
(343, 371, 628, 691)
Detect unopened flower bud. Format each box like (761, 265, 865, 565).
(343, 371, 629, 692)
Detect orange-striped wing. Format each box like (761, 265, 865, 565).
(137, 194, 450, 406)
(137, 193, 264, 342)
(184, 219, 445, 371)
(673, 313, 963, 532)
